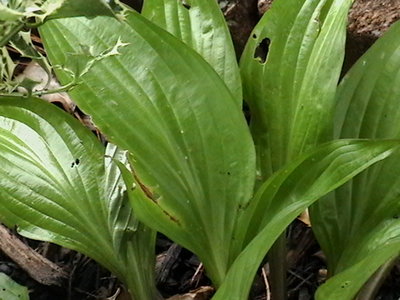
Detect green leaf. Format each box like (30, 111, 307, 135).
(316, 241, 400, 300)
(0, 96, 158, 300)
(0, 273, 29, 300)
(39, 10, 255, 286)
(0, 46, 17, 92)
(0, 3, 24, 21)
(0, 0, 118, 47)
(239, 1, 352, 297)
(240, 0, 352, 178)
(0, 20, 23, 48)
(310, 20, 400, 299)
(0, 0, 116, 21)
(42, 0, 117, 20)
(142, 0, 242, 103)
(213, 139, 400, 300)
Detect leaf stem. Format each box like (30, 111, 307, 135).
(268, 233, 287, 300)
(0, 22, 24, 48)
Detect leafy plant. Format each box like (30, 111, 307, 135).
(239, 0, 353, 297)
(0, 96, 159, 300)
(141, 0, 242, 103)
(0, 0, 400, 299)
(0, 0, 121, 93)
(311, 20, 400, 300)
(39, 7, 257, 288)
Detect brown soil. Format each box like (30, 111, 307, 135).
(348, 0, 400, 38)
(344, 0, 400, 72)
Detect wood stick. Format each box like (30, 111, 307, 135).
(0, 224, 67, 286)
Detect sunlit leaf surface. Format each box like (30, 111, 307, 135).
(142, 0, 242, 103)
(311, 20, 400, 300)
(39, 9, 255, 285)
(0, 97, 158, 300)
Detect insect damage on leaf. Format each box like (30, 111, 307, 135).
(237, 201, 250, 212)
(132, 172, 155, 201)
(180, 0, 191, 10)
(131, 170, 181, 225)
(341, 281, 350, 289)
(161, 208, 181, 225)
(253, 37, 271, 64)
(70, 158, 80, 168)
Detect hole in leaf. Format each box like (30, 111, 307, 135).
(237, 201, 250, 211)
(75, 158, 80, 165)
(252, 33, 257, 39)
(341, 281, 350, 288)
(181, 0, 191, 9)
(253, 37, 271, 63)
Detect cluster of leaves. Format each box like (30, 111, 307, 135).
(0, 0, 400, 299)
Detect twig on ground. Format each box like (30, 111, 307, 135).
(0, 224, 67, 286)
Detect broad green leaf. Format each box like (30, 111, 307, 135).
(142, 0, 242, 103)
(213, 139, 400, 300)
(313, 20, 400, 269)
(0, 272, 29, 300)
(39, 10, 255, 285)
(43, 0, 116, 20)
(316, 241, 400, 300)
(240, 0, 352, 178)
(239, 1, 352, 296)
(0, 97, 158, 300)
(310, 20, 400, 299)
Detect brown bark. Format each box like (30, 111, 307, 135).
(0, 224, 67, 286)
